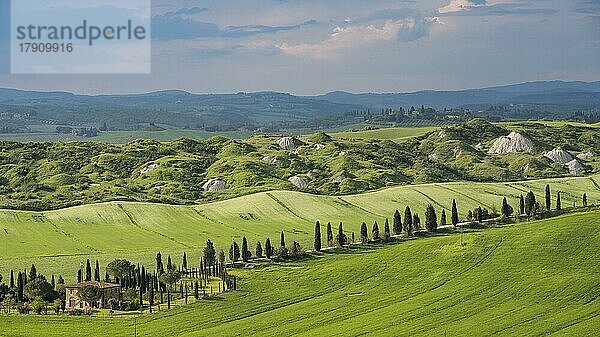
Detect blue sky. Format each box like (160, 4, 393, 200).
(0, 0, 598, 94)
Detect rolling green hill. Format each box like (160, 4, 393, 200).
(1, 173, 597, 280)
(2, 210, 599, 336)
(1, 120, 598, 211)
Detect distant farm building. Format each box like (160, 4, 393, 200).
(66, 281, 121, 311)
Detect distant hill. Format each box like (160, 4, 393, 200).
(315, 81, 600, 110)
(0, 120, 597, 211)
(0, 81, 599, 130)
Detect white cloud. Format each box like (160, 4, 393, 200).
(279, 18, 438, 59)
(438, 0, 513, 14)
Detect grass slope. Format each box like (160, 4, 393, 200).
(330, 126, 439, 140)
(1, 174, 598, 280)
(2, 210, 599, 336)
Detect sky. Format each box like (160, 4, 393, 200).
(0, 0, 598, 95)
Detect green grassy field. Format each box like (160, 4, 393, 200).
(330, 126, 440, 140)
(1, 173, 598, 281)
(0, 129, 253, 143)
(1, 210, 599, 336)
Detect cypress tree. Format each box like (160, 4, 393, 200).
(51, 274, 55, 289)
(425, 205, 438, 232)
(383, 219, 391, 242)
(10, 270, 14, 289)
(520, 194, 525, 215)
(233, 242, 240, 261)
(525, 191, 536, 216)
(556, 192, 562, 210)
(85, 259, 92, 281)
(451, 199, 459, 226)
(404, 206, 413, 236)
(29, 264, 37, 280)
(337, 222, 345, 247)
(149, 279, 155, 313)
(393, 210, 402, 235)
(167, 256, 173, 271)
(94, 260, 100, 282)
(141, 266, 146, 293)
(17, 272, 23, 302)
(326, 222, 333, 247)
(256, 241, 263, 257)
(545, 184, 551, 211)
(372, 221, 380, 241)
(77, 269, 82, 283)
(242, 236, 250, 262)
(182, 252, 188, 270)
(501, 197, 512, 218)
(360, 222, 368, 244)
(105, 272, 110, 282)
(413, 214, 421, 231)
(440, 210, 447, 226)
(280, 231, 286, 247)
(156, 252, 164, 276)
(265, 238, 273, 259)
(314, 221, 322, 251)
(583, 193, 588, 207)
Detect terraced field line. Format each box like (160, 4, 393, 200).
(411, 189, 447, 210)
(589, 177, 600, 191)
(435, 184, 495, 209)
(45, 217, 99, 253)
(265, 193, 312, 223)
(334, 197, 385, 218)
(117, 204, 193, 249)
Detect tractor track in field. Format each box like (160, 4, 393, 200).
(191, 208, 240, 232)
(116, 204, 193, 249)
(266, 193, 312, 223)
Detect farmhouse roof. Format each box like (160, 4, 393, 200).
(66, 281, 120, 289)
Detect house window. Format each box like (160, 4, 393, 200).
(80, 302, 83, 308)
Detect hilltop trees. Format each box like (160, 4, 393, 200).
(404, 206, 413, 236)
(425, 205, 437, 232)
(556, 192, 562, 211)
(393, 210, 402, 235)
(451, 199, 459, 226)
(545, 184, 551, 211)
(327, 222, 334, 247)
(440, 210, 447, 226)
(360, 222, 368, 244)
(314, 221, 322, 251)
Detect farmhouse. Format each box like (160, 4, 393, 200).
(65, 281, 121, 310)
